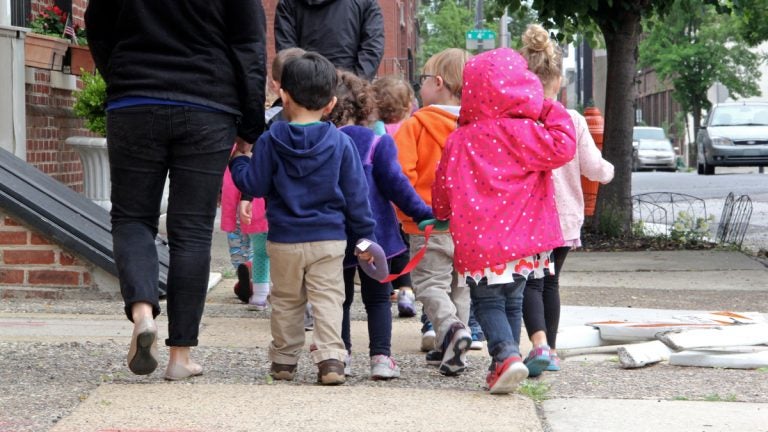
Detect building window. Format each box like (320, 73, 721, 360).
(11, 0, 31, 27)
(13, 0, 72, 27)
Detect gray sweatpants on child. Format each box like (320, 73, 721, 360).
(409, 232, 470, 349)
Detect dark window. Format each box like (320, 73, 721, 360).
(11, 0, 31, 27)
(12, 0, 71, 27)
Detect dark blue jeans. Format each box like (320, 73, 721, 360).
(107, 105, 236, 347)
(468, 275, 526, 368)
(343, 265, 393, 357)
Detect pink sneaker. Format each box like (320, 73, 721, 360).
(486, 356, 528, 394)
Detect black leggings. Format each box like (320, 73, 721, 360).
(388, 228, 412, 290)
(522, 246, 570, 349)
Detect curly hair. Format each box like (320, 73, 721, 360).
(327, 70, 377, 127)
(373, 75, 414, 124)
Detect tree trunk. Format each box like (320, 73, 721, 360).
(689, 102, 702, 167)
(593, 14, 642, 236)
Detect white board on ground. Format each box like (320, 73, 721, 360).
(617, 340, 672, 369)
(669, 349, 768, 369)
(657, 323, 768, 351)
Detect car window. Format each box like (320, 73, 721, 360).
(638, 141, 673, 151)
(633, 128, 666, 140)
(710, 105, 768, 126)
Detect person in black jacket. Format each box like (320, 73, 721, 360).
(274, 0, 384, 81)
(85, 0, 267, 381)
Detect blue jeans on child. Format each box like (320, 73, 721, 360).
(108, 105, 235, 347)
(468, 275, 526, 368)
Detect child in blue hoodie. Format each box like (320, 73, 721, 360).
(230, 52, 377, 386)
(328, 70, 433, 380)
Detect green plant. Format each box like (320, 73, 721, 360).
(73, 71, 107, 136)
(596, 204, 625, 238)
(519, 380, 550, 402)
(670, 212, 714, 245)
(631, 220, 646, 238)
(704, 393, 738, 402)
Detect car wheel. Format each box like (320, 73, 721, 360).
(700, 159, 714, 175)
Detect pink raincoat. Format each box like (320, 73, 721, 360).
(221, 149, 267, 234)
(432, 48, 576, 275)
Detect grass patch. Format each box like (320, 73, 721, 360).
(704, 393, 738, 402)
(519, 380, 550, 402)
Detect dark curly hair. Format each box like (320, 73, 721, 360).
(327, 70, 377, 127)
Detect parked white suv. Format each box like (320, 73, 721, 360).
(696, 101, 768, 175)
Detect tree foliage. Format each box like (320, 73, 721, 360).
(639, 0, 763, 151)
(418, 1, 475, 65)
(496, 0, 674, 236)
(418, 0, 537, 65)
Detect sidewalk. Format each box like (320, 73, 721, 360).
(1, 246, 767, 431)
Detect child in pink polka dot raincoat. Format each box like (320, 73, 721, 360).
(431, 47, 576, 394)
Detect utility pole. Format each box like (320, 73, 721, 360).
(475, 0, 483, 29)
(500, 7, 509, 48)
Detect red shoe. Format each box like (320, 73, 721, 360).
(486, 356, 528, 394)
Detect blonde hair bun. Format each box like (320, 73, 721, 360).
(522, 24, 554, 56)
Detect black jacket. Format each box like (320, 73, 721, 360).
(274, 0, 384, 80)
(85, 0, 267, 142)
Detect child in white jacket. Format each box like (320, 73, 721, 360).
(519, 24, 614, 374)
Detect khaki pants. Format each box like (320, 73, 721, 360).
(266, 240, 347, 365)
(409, 233, 470, 349)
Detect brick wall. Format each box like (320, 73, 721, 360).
(26, 0, 95, 193)
(0, 211, 97, 299)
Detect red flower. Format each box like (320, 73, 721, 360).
(514, 259, 534, 274)
(491, 263, 507, 275)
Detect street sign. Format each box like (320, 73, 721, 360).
(466, 29, 496, 40)
(466, 29, 496, 50)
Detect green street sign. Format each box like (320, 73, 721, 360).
(466, 29, 496, 40)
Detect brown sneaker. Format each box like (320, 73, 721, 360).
(317, 359, 346, 385)
(269, 362, 297, 381)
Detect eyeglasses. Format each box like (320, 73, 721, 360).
(418, 74, 436, 84)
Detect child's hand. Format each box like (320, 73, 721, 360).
(356, 250, 374, 264)
(235, 136, 253, 154)
(239, 200, 252, 225)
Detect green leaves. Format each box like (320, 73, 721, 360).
(73, 71, 107, 136)
(639, 0, 763, 131)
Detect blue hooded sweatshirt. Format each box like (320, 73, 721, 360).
(229, 121, 376, 244)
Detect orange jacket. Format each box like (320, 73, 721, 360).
(393, 105, 458, 234)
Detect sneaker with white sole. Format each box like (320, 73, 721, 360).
(425, 349, 443, 366)
(524, 344, 551, 378)
(397, 288, 417, 318)
(344, 352, 353, 376)
(420, 329, 436, 352)
(439, 322, 472, 376)
(486, 356, 528, 394)
(370, 355, 400, 380)
(470, 330, 485, 350)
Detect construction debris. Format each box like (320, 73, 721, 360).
(556, 311, 768, 370)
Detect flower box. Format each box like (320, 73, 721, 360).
(68, 45, 95, 76)
(25, 32, 69, 70)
